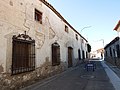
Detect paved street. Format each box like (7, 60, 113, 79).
(21, 60, 116, 90)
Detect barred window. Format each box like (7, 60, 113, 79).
(109, 47, 112, 57)
(52, 42, 60, 66)
(78, 49, 81, 60)
(116, 44, 120, 58)
(106, 51, 107, 57)
(12, 31, 35, 75)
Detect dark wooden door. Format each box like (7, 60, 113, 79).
(82, 50, 85, 59)
(68, 47, 73, 68)
(52, 43, 60, 66)
(78, 49, 81, 60)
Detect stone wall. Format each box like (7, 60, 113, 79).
(105, 57, 120, 68)
(0, 61, 67, 90)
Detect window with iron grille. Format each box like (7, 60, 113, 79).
(109, 47, 112, 57)
(113, 49, 115, 57)
(12, 31, 35, 75)
(116, 44, 120, 58)
(106, 51, 107, 57)
(35, 9, 42, 24)
(52, 42, 60, 66)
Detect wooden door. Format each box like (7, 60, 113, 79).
(78, 49, 81, 60)
(82, 50, 85, 59)
(68, 47, 73, 68)
(52, 42, 60, 66)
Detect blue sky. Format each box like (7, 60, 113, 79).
(48, 0, 120, 51)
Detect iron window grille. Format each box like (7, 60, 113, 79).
(106, 51, 108, 57)
(12, 31, 35, 75)
(109, 47, 112, 57)
(116, 44, 120, 58)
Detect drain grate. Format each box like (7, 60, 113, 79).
(81, 75, 95, 79)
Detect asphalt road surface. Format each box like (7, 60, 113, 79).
(21, 60, 115, 90)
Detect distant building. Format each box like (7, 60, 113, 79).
(96, 48, 104, 59)
(0, 0, 89, 89)
(104, 20, 120, 66)
(90, 48, 104, 59)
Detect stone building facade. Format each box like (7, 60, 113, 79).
(0, 0, 88, 89)
(104, 20, 120, 67)
(104, 37, 120, 65)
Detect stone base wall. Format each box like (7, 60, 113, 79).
(0, 62, 67, 90)
(104, 57, 120, 68)
(104, 57, 116, 66)
(116, 58, 120, 68)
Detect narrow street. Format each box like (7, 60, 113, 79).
(21, 60, 120, 90)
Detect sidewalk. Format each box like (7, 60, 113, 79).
(103, 61, 120, 90)
(105, 61, 120, 79)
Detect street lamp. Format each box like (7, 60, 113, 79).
(96, 39, 104, 48)
(80, 26, 92, 33)
(93, 39, 104, 59)
(80, 26, 91, 60)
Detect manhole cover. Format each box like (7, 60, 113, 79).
(81, 75, 95, 79)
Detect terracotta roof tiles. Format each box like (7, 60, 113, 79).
(114, 20, 120, 31)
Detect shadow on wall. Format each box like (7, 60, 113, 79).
(0, 64, 4, 73)
(0, 57, 67, 90)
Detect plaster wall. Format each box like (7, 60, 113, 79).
(0, 0, 88, 77)
(0, 0, 88, 89)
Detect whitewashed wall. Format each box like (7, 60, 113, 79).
(0, 0, 88, 74)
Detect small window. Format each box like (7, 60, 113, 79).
(65, 25, 68, 33)
(35, 9, 42, 24)
(76, 34, 78, 40)
(81, 38, 84, 43)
